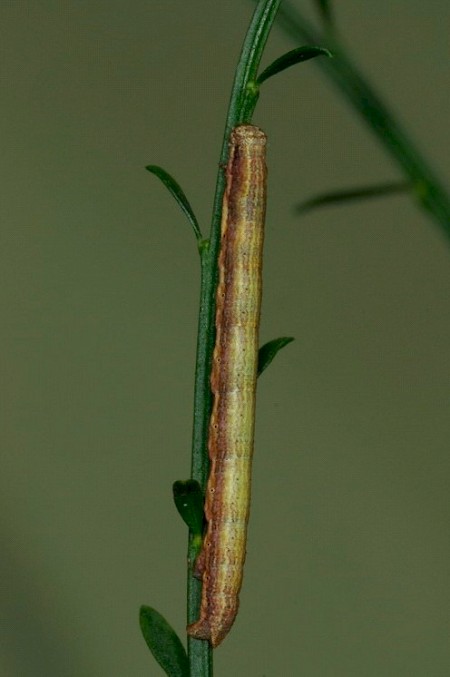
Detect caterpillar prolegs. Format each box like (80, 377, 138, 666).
(187, 125, 267, 647)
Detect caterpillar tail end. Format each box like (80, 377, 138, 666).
(187, 618, 224, 648)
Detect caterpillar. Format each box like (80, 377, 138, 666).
(187, 124, 267, 647)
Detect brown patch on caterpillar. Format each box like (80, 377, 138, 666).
(187, 125, 267, 648)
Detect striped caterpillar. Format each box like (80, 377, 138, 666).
(187, 125, 267, 647)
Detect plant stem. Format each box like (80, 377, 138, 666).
(187, 248, 215, 676)
(272, 0, 450, 239)
(187, 1, 281, 674)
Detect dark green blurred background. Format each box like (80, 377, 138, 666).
(1, 2, 449, 675)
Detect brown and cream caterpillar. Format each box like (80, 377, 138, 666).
(187, 124, 267, 647)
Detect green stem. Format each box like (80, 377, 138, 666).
(273, 1, 450, 239)
(187, 246, 214, 676)
(187, 1, 281, 675)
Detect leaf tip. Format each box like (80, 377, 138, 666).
(258, 336, 295, 377)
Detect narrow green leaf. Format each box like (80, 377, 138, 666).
(146, 165, 202, 242)
(258, 337, 295, 376)
(257, 45, 331, 85)
(139, 606, 189, 677)
(173, 480, 204, 537)
(314, 0, 333, 26)
(296, 180, 411, 214)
